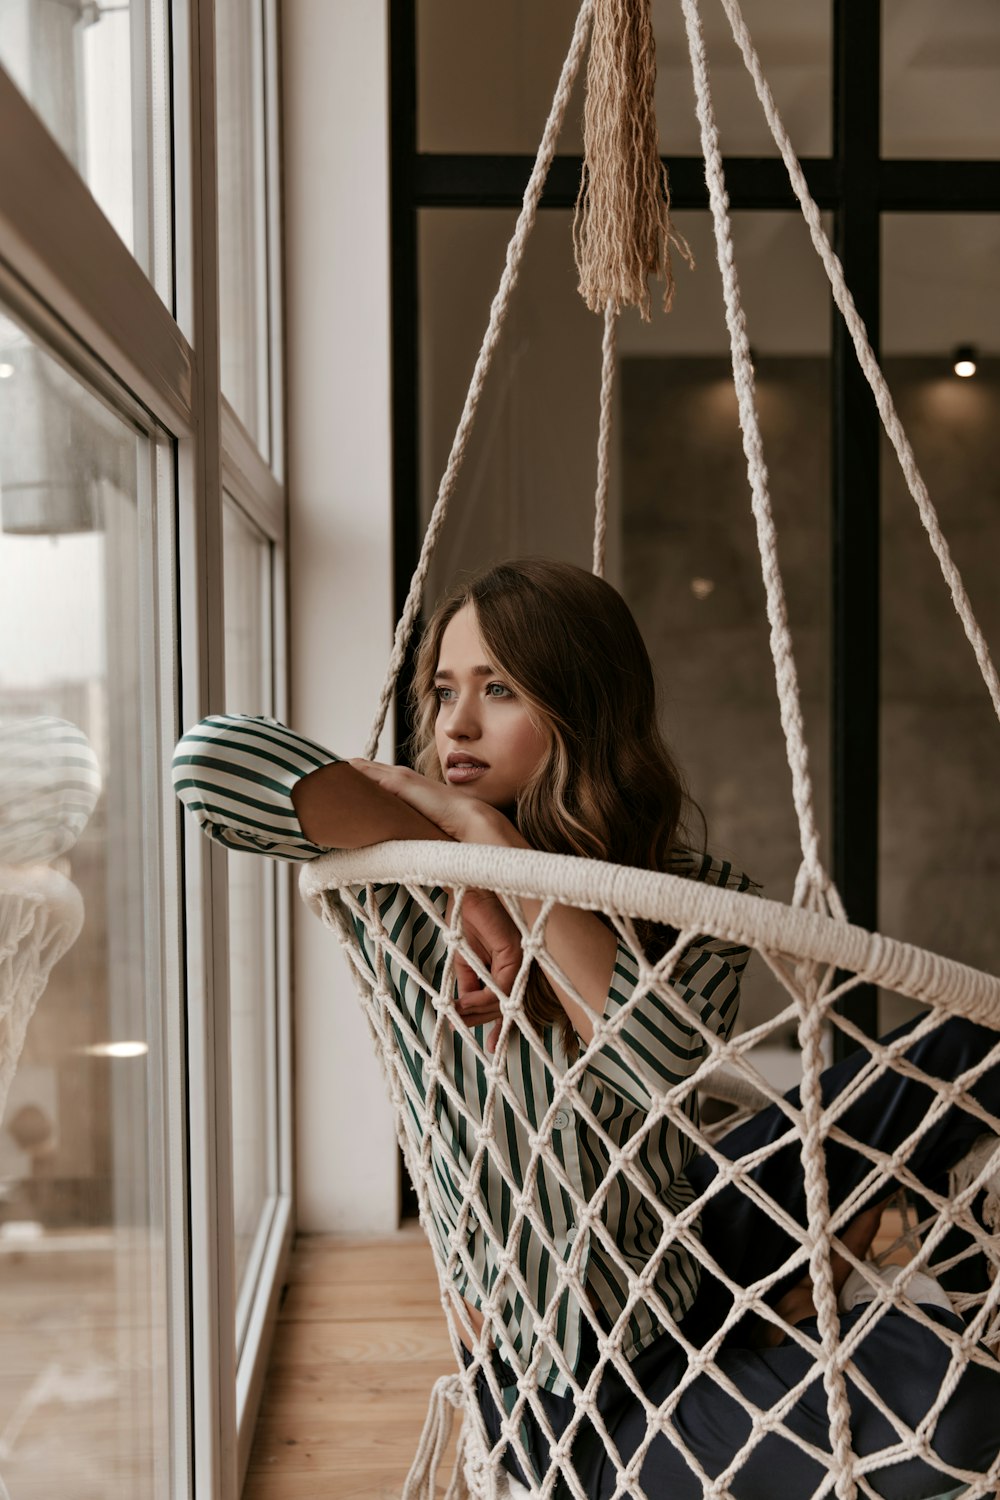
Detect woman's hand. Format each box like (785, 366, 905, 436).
(349, 759, 506, 845)
(348, 761, 524, 1053)
(452, 888, 522, 1054)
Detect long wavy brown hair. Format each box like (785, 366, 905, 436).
(410, 558, 703, 1044)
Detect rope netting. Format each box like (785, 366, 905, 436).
(302, 848, 1000, 1499)
(301, 0, 1000, 1493)
(0, 865, 84, 1120)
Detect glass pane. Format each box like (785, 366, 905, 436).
(216, 0, 269, 455)
(417, 0, 831, 157)
(880, 214, 1000, 1032)
(883, 0, 1000, 158)
(0, 0, 172, 296)
(222, 498, 277, 1332)
(0, 313, 174, 1496)
(419, 206, 832, 1085)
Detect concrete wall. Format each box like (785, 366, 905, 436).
(620, 355, 1000, 1037)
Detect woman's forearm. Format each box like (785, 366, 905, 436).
(344, 760, 617, 1041)
(291, 761, 452, 849)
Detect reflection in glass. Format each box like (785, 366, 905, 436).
(0, 313, 171, 1499)
(216, 0, 269, 453)
(0, 0, 172, 293)
(222, 499, 278, 1329)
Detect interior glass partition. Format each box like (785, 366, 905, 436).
(879, 212, 1000, 1032)
(398, 0, 1000, 1073)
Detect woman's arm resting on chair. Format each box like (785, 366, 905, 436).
(173, 713, 449, 859)
(291, 761, 449, 849)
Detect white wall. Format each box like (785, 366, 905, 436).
(283, 0, 398, 1232)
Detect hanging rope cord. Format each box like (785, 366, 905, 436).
(714, 0, 1000, 729)
(592, 303, 618, 579)
(363, 0, 596, 762)
(678, 0, 857, 1485)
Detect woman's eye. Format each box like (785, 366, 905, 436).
(435, 686, 455, 702)
(485, 682, 512, 699)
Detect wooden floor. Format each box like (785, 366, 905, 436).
(244, 1226, 457, 1499)
(242, 1212, 919, 1500)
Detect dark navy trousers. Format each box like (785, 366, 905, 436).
(472, 1015, 1000, 1499)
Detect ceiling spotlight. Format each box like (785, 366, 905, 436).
(691, 577, 715, 600)
(0, 363, 14, 379)
(952, 344, 977, 379)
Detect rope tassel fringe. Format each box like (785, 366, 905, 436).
(402, 1374, 470, 1500)
(574, 0, 692, 319)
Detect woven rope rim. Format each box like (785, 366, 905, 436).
(300, 842, 1000, 1025)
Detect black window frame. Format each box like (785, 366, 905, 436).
(388, 0, 1000, 1065)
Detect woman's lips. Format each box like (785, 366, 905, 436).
(445, 757, 488, 784)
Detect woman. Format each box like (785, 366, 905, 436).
(174, 558, 1000, 1499)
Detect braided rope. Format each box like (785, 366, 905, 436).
(364, 2, 595, 760)
(592, 302, 618, 578)
(302, 841, 1000, 1025)
(716, 0, 1000, 729)
(679, 0, 841, 920)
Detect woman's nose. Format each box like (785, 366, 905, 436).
(445, 693, 480, 739)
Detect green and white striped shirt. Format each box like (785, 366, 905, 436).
(173, 715, 754, 1397)
(0, 716, 102, 864)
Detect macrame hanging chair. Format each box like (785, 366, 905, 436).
(300, 2, 1000, 1496)
(0, 718, 99, 1124)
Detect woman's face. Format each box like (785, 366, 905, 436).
(432, 604, 548, 811)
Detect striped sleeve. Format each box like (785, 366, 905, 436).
(0, 717, 102, 864)
(586, 856, 757, 1110)
(172, 714, 340, 861)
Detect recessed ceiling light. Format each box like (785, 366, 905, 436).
(0, 363, 14, 379)
(952, 344, 977, 379)
(691, 577, 715, 600)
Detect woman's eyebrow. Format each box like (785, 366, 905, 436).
(433, 665, 495, 680)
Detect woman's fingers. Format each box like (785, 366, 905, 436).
(454, 987, 502, 1022)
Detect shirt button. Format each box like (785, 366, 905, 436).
(552, 1109, 572, 1130)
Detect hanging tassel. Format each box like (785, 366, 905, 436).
(402, 1374, 471, 1500)
(573, 0, 691, 320)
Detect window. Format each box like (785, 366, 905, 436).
(0, 315, 175, 1500)
(0, 0, 172, 300)
(222, 496, 282, 1350)
(0, 1, 289, 1495)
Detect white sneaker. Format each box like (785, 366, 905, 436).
(839, 1262, 953, 1316)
